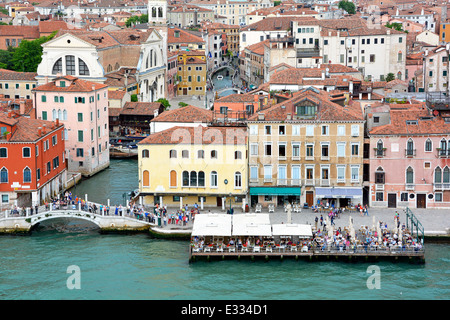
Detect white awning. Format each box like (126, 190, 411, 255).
(232, 214, 272, 236)
(232, 222, 273, 236)
(272, 224, 313, 238)
(232, 213, 271, 226)
(191, 214, 232, 237)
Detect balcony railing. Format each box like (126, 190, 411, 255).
(374, 148, 386, 157)
(405, 184, 415, 190)
(405, 149, 416, 157)
(433, 183, 450, 190)
(249, 178, 363, 186)
(437, 149, 450, 158)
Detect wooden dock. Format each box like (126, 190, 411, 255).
(189, 246, 425, 263)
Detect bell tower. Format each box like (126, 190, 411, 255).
(148, 0, 167, 25)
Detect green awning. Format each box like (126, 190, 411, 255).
(250, 187, 301, 196)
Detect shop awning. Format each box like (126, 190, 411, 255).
(232, 214, 272, 236)
(191, 214, 232, 237)
(272, 224, 313, 238)
(249, 187, 301, 196)
(315, 187, 362, 198)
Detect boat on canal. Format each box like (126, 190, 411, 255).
(109, 135, 146, 158)
(216, 75, 223, 80)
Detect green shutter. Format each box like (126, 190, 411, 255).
(78, 130, 83, 142)
(42, 111, 47, 120)
(54, 96, 58, 102)
(75, 97, 78, 103)
(82, 97, 85, 104)
(42, 95, 46, 102)
(60, 96, 64, 103)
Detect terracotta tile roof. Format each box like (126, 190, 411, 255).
(0, 114, 63, 142)
(150, 105, 213, 123)
(0, 69, 37, 81)
(108, 90, 127, 100)
(139, 125, 247, 145)
(120, 102, 163, 116)
(248, 87, 364, 122)
(38, 20, 70, 34)
(269, 67, 361, 86)
(33, 76, 108, 92)
(215, 93, 257, 103)
(244, 40, 269, 55)
(370, 105, 450, 135)
(168, 27, 205, 44)
(108, 108, 121, 117)
(0, 25, 40, 39)
(385, 79, 408, 89)
(240, 16, 296, 32)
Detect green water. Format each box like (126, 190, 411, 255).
(1, 159, 449, 300)
(0, 231, 449, 300)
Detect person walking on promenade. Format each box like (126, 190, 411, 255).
(320, 215, 323, 226)
(315, 216, 318, 229)
(364, 204, 369, 216)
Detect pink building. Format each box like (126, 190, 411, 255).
(33, 75, 110, 177)
(369, 105, 450, 209)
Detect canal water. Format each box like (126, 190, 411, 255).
(0, 159, 449, 300)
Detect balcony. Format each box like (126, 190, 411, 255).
(320, 179, 330, 186)
(433, 183, 450, 190)
(374, 148, 386, 157)
(405, 149, 416, 158)
(405, 184, 415, 190)
(437, 149, 450, 158)
(375, 184, 385, 191)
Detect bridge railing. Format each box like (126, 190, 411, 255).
(0, 199, 153, 224)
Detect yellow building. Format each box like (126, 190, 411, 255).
(138, 125, 248, 210)
(247, 87, 365, 208)
(176, 50, 207, 96)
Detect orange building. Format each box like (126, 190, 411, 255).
(213, 93, 260, 119)
(0, 114, 67, 209)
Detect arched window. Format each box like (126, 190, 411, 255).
(142, 149, 149, 158)
(198, 171, 205, 187)
(444, 167, 450, 184)
(440, 139, 448, 156)
(234, 151, 242, 159)
(182, 150, 189, 158)
(63, 110, 67, 120)
(152, 7, 157, 17)
(434, 167, 442, 183)
(182, 171, 189, 186)
(79, 58, 90, 76)
(425, 138, 432, 152)
(406, 138, 414, 156)
(23, 167, 31, 183)
(406, 167, 414, 184)
(211, 171, 218, 187)
(52, 58, 62, 75)
(107, 64, 113, 73)
(58, 109, 62, 120)
(170, 170, 177, 187)
(190, 171, 197, 187)
(142, 170, 150, 187)
(375, 167, 385, 184)
(211, 150, 218, 159)
(242, 33, 246, 42)
(197, 150, 204, 159)
(114, 62, 120, 71)
(376, 139, 384, 156)
(235, 171, 242, 188)
(169, 149, 177, 158)
(0, 167, 8, 183)
(52, 109, 57, 120)
(158, 7, 163, 18)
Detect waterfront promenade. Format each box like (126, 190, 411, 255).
(154, 206, 450, 239)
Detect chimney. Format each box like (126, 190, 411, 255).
(349, 80, 354, 94)
(38, 127, 42, 136)
(257, 112, 265, 120)
(56, 118, 59, 127)
(287, 113, 292, 120)
(19, 100, 26, 115)
(42, 124, 46, 134)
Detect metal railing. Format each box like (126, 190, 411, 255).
(248, 178, 363, 186)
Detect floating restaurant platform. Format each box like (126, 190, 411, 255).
(188, 213, 425, 263)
